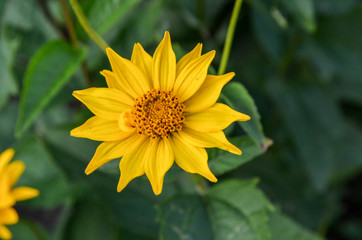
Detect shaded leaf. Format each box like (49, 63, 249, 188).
(15, 40, 86, 137)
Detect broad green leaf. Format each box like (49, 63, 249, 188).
(209, 136, 272, 175)
(0, 102, 18, 148)
(159, 179, 274, 240)
(222, 82, 267, 148)
(314, 0, 358, 15)
(14, 136, 72, 207)
(158, 195, 214, 240)
(280, 0, 316, 32)
(269, 211, 323, 240)
(207, 179, 274, 240)
(15, 40, 86, 137)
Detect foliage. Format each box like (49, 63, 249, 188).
(0, 0, 361, 239)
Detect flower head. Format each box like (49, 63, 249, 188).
(0, 149, 39, 239)
(71, 31, 250, 195)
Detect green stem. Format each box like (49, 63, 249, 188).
(218, 0, 243, 75)
(60, 0, 78, 48)
(69, 0, 108, 52)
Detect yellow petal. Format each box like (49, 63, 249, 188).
(0, 225, 12, 239)
(131, 43, 153, 86)
(73, 88, 133, 120)
(0, 149, 14, 173)
(0, 176, 14, 208)
(144, 138, 174, 195)
(179, 128, 241, 155)
(106, 47, 151, 98)
(173, 50, 215, 102)
(183, 103, 250, 132)
(184, 73, 235, 113)
(176, 43, 202, 77)
(85, 133, 142, 175)
(71, 116, 131, 142)
(5, 161, 25, 187)
(170, 133, 217, 182)
(100, 70, 131, 98)
(118, 110, 135, 132)
(11, 187, 39, 201)
(117, 137, 150, 192)
(152, 31, 176, 91)
(0, 208, 18, 224)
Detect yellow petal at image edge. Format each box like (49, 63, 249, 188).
(170, 133, 217, 182)
(0, 225, 12, 240)
(5, 161, 25, 187)
(184, 103, 250, 132)
(144, 138, 174, 195)
(152, 31, 176, 91)
(0, 208, 18, 224)
(184, 72, 235, 113)
(0, 149, 15, 173)
(11, 187, 39, 202)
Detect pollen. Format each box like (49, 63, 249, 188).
(131, 89, 185, 139)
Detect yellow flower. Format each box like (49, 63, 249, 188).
(0, 149, 39, 239)
(71, 31, 250, 195)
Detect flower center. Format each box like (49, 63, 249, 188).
(131, 89, 185, 139)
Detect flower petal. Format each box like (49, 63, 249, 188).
(0, 176, 14, 208)
(85, 132, 142, 175)
(183, 103, 250, 132)
(117, 137, 150, 192)
(11, 187, 39, 201)
(0, 149, 14, 173)
(131, 43, 153, 86)
(170, 133, 217, 182)
(73, 88, 133, 120)
(179, 128, 241, 155)
(100, 70, 130, 97)
(173, 50, 215, 102)
(144, 138, 174, 195)
(106, 47, 151, 98)
(5, 161, 25, 187)
(184, 73, 235, 113)
(71, 116, 131, 141)
(0, 225, 12, 239)
(152, 31, 176, 91)
(0, 208, 18, 224)
(176, 43, 202, 77)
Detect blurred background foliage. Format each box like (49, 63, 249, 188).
(0, 0, 362, 239)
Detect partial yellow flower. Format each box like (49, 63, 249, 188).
(0, 149, 39, 239)
(71, 31, 250, 195)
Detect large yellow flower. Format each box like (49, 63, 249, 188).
(0, 149, 39, 239)
(71, 31, 250, 195)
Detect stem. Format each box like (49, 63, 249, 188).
(218, 0, 243, 75)
(59, 0, 78, 48)
(69, 0, 108, 52)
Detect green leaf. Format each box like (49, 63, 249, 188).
(14, 136, 72, 207)
(15, 40, 86, 137)
(207, 179, 274, 240)
(8, 220, 40, 240)
(269, 211, 323, 240)
(158, 195, 214, 240)
(209, 136, 272, 175)
(280, 0, 316, 32)
(159, 179, 274, 240)
(222, 82, 267, 148)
